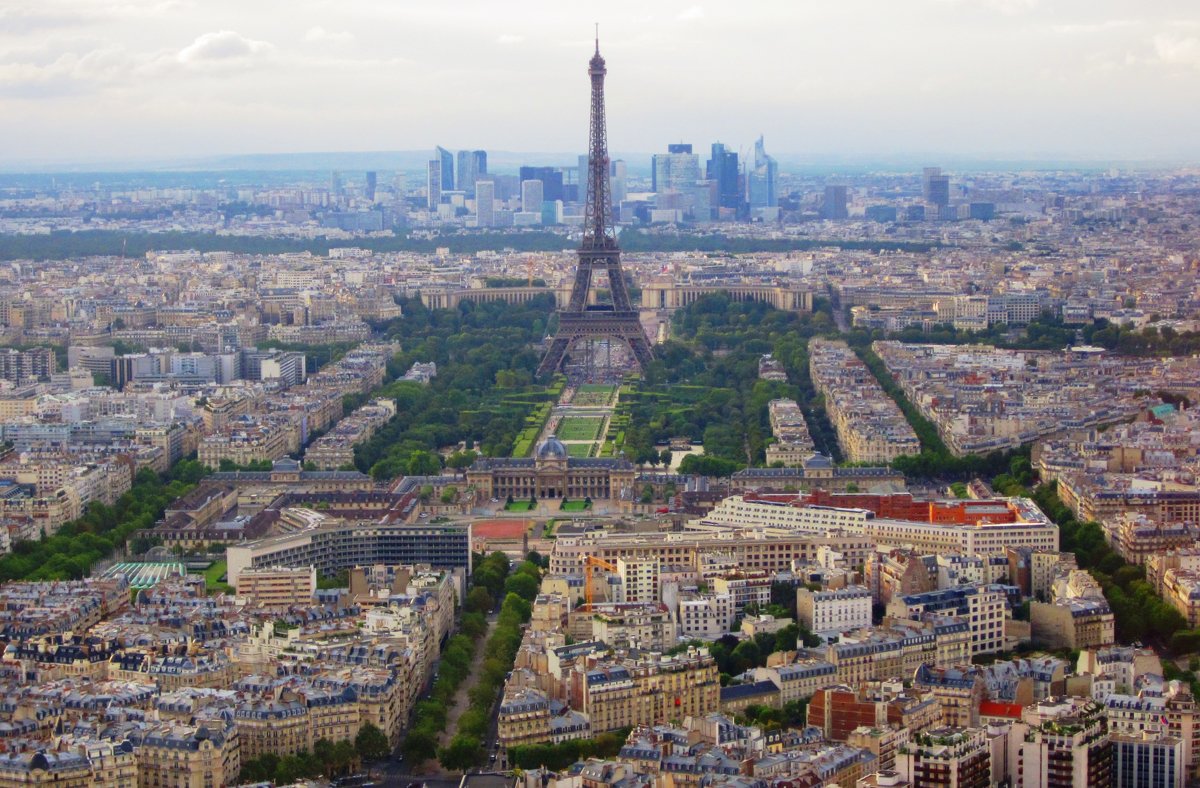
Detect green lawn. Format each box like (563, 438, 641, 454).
(560, 500, 590, 512)
(204, 560, 232, 593)
(558, 417, 604, 441)
(505, 500, 534, 512)
(567, 443, 593, 458)
(573, 385, 616, 406)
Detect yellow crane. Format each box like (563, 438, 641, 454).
(583, 555, 618, 608)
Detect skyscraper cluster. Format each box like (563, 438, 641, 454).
(648, 136, 778, 222)
(426, 146, 494, 222)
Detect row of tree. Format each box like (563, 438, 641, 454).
(506, 728, 631, 771)
(846, 339, 1035, 480)
(438, 557, 540, 771)
(1031, 483, 1197, 654)
(879, 313, 1077, 352)
(1083, 320, 1200, 357)
(237, 725, 390, 783)
(620, 230, 937, 255)
(0, 458, 209, 583)
(0, 229, 575, 262)
(401, 551, 512, 767)
(0, 227, 953, 264)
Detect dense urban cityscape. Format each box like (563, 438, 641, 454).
(2, 8, 1200, 788)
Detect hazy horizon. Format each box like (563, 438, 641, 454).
(4, 0, 1200, 166)
(6, 148, 1198, 177)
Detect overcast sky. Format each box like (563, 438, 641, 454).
(2, 0, 1199, 166)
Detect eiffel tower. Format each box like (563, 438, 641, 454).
(537, 37, 654, 378)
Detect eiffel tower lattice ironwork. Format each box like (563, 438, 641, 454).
(537, 38, 654, 378)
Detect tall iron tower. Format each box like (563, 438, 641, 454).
(537, 37, 654, 378)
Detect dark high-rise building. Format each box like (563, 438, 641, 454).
(435, 146, 454, 191)
(969, 202, 995, 221)
(455, 150, 488, 197)
(865, 205, 898, 222)
(707, 143, 740, 210)
(822, 185, 849, 220)
(924, 166, 950, 207)
(364, 171, 377, 202)
(456, 150, 473, 194)
(426, 159, 442, 209)
(667, 143, 692, 154)
(519, 166, 564, 202)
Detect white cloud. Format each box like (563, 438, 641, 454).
(1049, 20, 1136, 35)
(932, 0, 1038, 15)
(177, 30, 272, 64)
(304, 26, 354, 44)
(1153, 34, 1200, 68)
(0, 46, 135, 97)
(1, 0, 1199, 161)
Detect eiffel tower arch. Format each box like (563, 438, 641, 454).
(537, 38, 654, 379)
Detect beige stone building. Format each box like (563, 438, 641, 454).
(467, 437, 636, 502)
(234, 565, 317, 609)
(131, 721, 239, 788)
(580, 648, 719, 734)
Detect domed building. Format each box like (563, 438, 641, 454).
(467, 435, 636, 501)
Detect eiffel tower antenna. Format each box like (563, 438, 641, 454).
(537, 36, 654, 378)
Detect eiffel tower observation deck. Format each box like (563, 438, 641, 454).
(537, 37, 654, 379)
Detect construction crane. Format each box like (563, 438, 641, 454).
(583, 555, 618, 608)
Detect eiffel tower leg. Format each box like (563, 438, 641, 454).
(537, 337, 571, 378)
(627, 332, 655, 369)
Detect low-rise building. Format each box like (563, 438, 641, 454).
(797, 585, 872, 638)
(895, 726, 991, 788)
(887, 585, 1011, 657)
